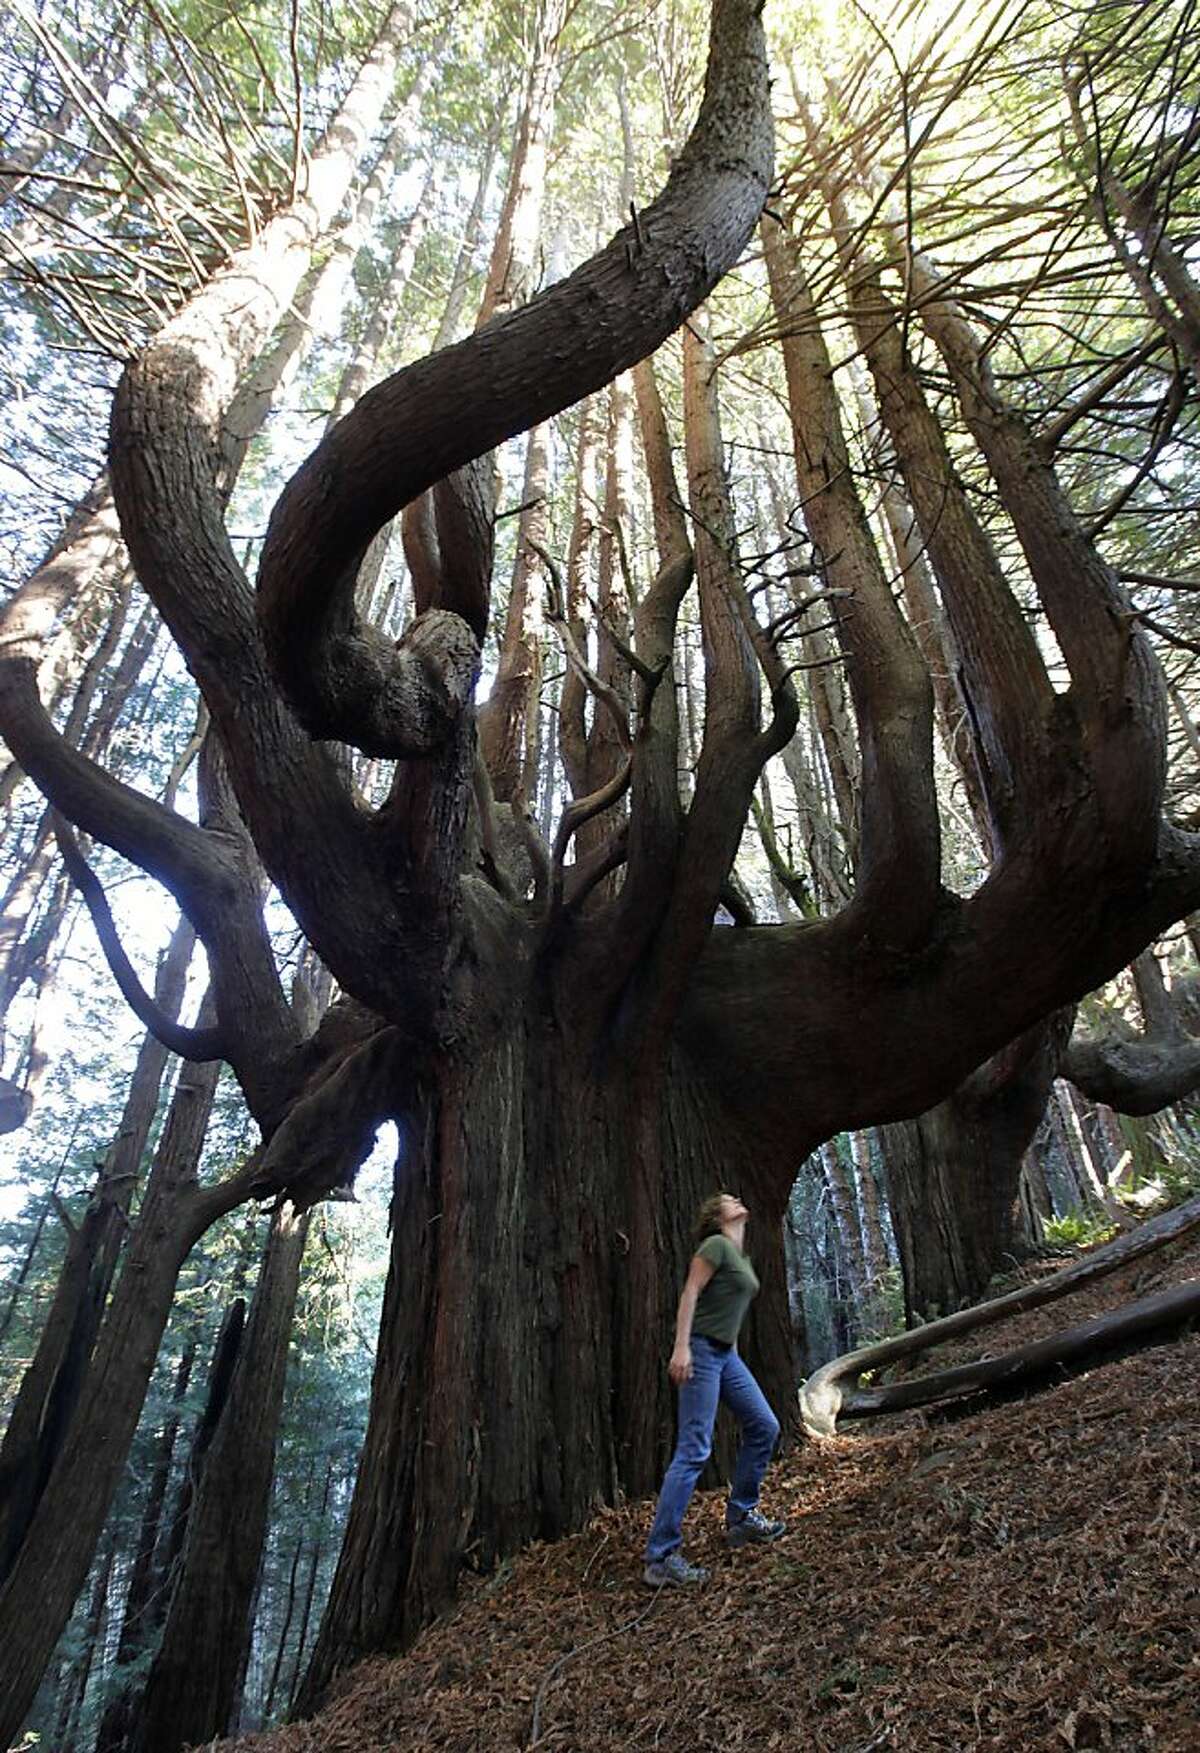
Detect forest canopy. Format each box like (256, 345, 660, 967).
(1, 0, 1199, 1744)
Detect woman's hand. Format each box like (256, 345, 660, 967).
(669, 1344, 692, 1385)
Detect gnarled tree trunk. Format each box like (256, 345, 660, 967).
(880, 1023, 1065, 1321)
(297, 1008, 794, 1707)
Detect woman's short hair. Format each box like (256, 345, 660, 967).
(692, 1193, 729, 1248)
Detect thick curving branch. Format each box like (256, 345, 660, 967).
(1063, 958, 1200, 1114)
(1064, 1032, 1200, 1115)
(675, 823, 1200, 1183)
(51, 816, 227, 1063)
(256, 0, 773, 752)
(762, 213, 940, 949)
(0, 641, 229, 924)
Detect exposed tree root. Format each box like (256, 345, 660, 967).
(800, 1192, 1200, 1436)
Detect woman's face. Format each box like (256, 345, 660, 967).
(720, 1194, 749, 1227)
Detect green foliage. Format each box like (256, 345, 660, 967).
(1042, 1212, 1120, 1249)
(856, 1264, 906, 1345)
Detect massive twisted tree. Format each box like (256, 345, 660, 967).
(1, 0, 1199, 1732)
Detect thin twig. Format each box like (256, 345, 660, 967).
(527, 1590, 662, 1748)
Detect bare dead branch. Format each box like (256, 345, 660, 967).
(532, 539, 632, 755)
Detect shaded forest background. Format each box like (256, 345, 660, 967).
(1, 0, 1199, 1745)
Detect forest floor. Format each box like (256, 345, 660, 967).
(222, 1230, 1200, 1753)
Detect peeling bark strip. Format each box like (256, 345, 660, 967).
(256, 0, 773, 750)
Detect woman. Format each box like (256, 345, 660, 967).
(643, 1192, 785, 1587)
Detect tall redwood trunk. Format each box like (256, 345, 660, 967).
(296, 1002, 795, 1709)
(0, 1048, 224, 1748)
(94, 1329, 198, 1753)
(880, 1024, 1063, 1321)
(130, 1204, 311, 1752)
(0, 917, 196, 1579)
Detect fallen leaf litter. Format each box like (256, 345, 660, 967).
(219, 1233, 1200, 1753)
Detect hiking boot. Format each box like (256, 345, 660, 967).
(725, 1508, 787, 1548)
(643, 1552, 710, 1587)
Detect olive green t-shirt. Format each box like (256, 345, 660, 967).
(692, 1233, 760, 1346)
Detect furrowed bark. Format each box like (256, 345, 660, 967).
(296, 1022, 792, 1711)
(880, 1018, 1067, 1320)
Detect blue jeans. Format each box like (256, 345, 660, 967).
(645, 1337, 781, 1561)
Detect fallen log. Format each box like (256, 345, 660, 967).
(837, 1278, 1200, 1421)
(800, 1192, 1200, 1436)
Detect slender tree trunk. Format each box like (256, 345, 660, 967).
(478, 423, 551, 804)
(94, 1330, 198, 1753)
(0, 1147, 71, 1344)
(848, 1129, 889, 1287)
(287, 1463, 334, 1711)
(1064, 73, 1200, 378)
(430, 106, 505, 352)
(472, 0, 566, 802)
(0, 917, 196, 1580)
(130, 1204, 311, 1752)
(819, 1140, 866, 1319)
(262, 1516, 305, 1724)
(0, 1043, 225, 1747)
(51, 1524, 117, 1751)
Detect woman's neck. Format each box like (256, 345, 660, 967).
(721, 1220, 746, 1252)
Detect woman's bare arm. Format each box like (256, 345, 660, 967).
(669, 1254, 717, 1383)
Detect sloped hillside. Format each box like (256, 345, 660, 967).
(221, 1236, 1200, 1753)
